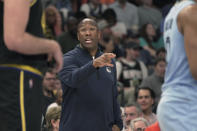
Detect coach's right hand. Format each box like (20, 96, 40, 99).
(93, 53, 116, 68)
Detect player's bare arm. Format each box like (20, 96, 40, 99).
(178, 4, 197, 80)
(3, 0, 63, 72)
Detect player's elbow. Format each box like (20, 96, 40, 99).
(190, 68, 197, 80)
(4, 33, 22, 51)
(191, 72, 197, 80)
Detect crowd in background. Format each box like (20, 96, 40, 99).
(40, 0, 176, 130)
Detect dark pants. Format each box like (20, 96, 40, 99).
(0, 67, 43, 131)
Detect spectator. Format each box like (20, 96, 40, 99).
(44, 5, 62, 39)
(117, 42, 148, 88)
(140, 58, 166, 112)
(80, 0, 108, 19)
(102, 8, 127, 38)
(41, 69, 57, 129)
(139, 23, 164, 57)
(97, 19, 124, 58)
(45, 106, 61, 131)
(116, 42, 148, 106)
(123, 103, 142, 130)
(109, 0, 139, 32)
(155, 47, 166, 59)
(138, 0, 162, 30)
(135, 87, 157, 125)
(100, 8, 126, 59)
(57, 16, 79, 54)
(129, 117, 149, 131)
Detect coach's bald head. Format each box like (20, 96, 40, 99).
(77, 18, 98, 31)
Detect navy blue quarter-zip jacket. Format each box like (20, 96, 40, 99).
(59, 45, 123, 131)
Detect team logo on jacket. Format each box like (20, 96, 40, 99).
(106, 67, 111, 73)
(29, 79, 34, 89)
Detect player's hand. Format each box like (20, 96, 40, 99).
(47, 40, 63, 73)
(93, 53, 116, 68)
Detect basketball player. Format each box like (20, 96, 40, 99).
(0, 0, 63, 131)
(157, 0, 197, 130)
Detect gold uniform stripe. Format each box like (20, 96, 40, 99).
(0, 64, 42, 76)
(30, 0, 37, 7)
(41, 12, 47, 35)
(20, 71, 26, 131)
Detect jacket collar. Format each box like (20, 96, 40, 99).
(76, 44, 102, 58)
